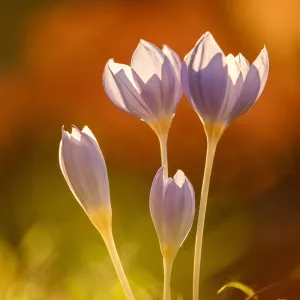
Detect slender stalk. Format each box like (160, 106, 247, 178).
(163, 256, 174, 300)
(102, 228, 135, 300)
(158, 132, 169, 179)
(192, 135, 219, 300)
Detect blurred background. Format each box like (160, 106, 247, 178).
(1, 0, 300, 299)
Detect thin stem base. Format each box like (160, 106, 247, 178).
(163, 256, 174, 300)
(192, 136, 219, 300)
(102, 229, 135, 300)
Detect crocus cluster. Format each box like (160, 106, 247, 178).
(59, 31, 269, 300)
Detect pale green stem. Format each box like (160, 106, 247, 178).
(163, 256, 174, 300)
(158, 132, 169, 179)
(193, 135, 219, 300)
(102, 228, 135, 300)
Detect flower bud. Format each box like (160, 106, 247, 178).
(150, 166, 195, 258)
(59, 126, 111, 231)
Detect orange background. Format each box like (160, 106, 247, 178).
(0, 0, 300, 299)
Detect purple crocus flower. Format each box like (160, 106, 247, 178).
(59, 126, 111, 230)
(103, 40, 182, 137)
(150, 166, 195, 257)
(182, 32, 269, 135)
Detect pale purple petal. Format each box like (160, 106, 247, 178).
(103, 60, 129, 113)
(82, 126, 98, 143)
(131, 71, 163, 118)
(162, 180, 185, 248)
(60, 126, 111, 212)
(149, 166, 165, 240)
(59, 129, 85, 210)
(235, 53, 250, 79)
(162, 45, 182, 83)
(253, 46, 269, 99)
(162, 45, 183, 106)
(105, 60, 153, 121)
(131, 40, 178, 117)
(181, 49, 193, 101)
(180, 178, 195, 245)
(217, 55, 244, 122)
(230, 47, 269, 120)
(131, 40, 166, 82)
(182, 32, 228, 123)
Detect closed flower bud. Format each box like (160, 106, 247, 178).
(150, 166, 195, 258)
(59, 126, 111, 232)
(103, 40, 182, 137)
(182, 32, 269, 138)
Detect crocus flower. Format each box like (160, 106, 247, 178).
(59, 125, 111, 231)
(182, 32, 269, 138)
(150, 166, 195, 258)
(59, 126, 135, 299)
(103, 40, 182, 137)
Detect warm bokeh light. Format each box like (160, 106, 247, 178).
(1, 0, 300, 299)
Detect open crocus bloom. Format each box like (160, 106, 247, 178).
(182, 32, 269, 136)
(150, 166, 195, 257)
(103, 40, 182, 137)
(59, 126, 111, 231)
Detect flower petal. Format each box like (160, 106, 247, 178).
(173, 169, 186, 188)
(60, 127, 111, 212)
(252, 46, 269, 99)
(230, 47, 269, 120)
(161, 180, 185, 248)
(82, 126, 98, 143)
(235, 53, 250, 79)
(103, 59, 129, 113)
(179, 178, 195, 246)
(59, 129, 85, 210)
(182, 32, 228, 123)
(104, 60, 152, 121)
(131, 40, 166, 82)
(216, 55, 244, 123)
(162, 45, 183, 109)
(150, 166, 165, 241)
(162, 45, 182, 83)
(131, 40, 179, 117)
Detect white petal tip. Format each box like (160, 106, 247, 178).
(262, 46, 269, 56)
(162, 44, 170, 51)
(71, 125, 82, 141)
(82, 126, 97, 142)
(107, 59, 116, 69)
(82, 125, 90, 133)
(139, 39, 148, 46)
(202, 31, 214, 41)
(226, 53, 235, 59)
(174, 170, 186, 188)
(62, 126, 71, 138)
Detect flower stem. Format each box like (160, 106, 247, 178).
(102, 228, 135, 300)
(158, 132, 169, 179)
(163, 256, 174, 300)
(193, 135, 219, 300)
